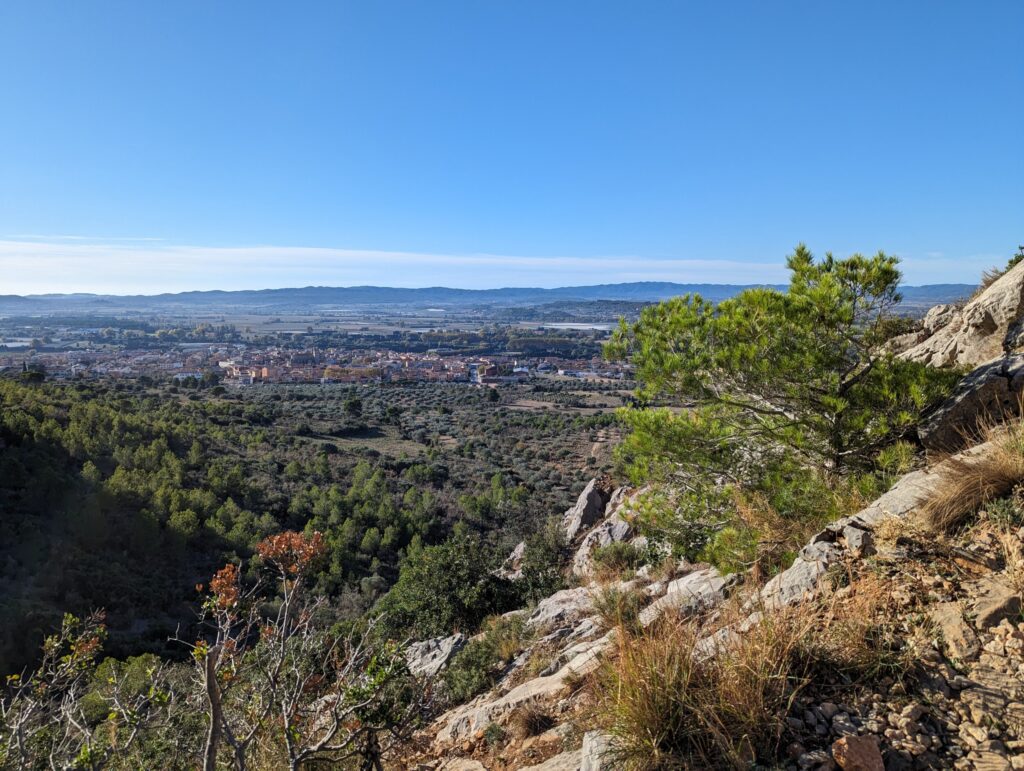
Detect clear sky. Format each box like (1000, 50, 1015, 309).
(1, 1, 1021, 294)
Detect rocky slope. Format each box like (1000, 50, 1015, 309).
(398, 438, 1024, 770)
(395, 267, 1024, 770)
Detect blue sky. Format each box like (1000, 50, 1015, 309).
(0, 1, 1021, 294)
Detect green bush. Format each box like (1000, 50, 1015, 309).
(375, 531, 518, 640)
(443, 615, 530, 703)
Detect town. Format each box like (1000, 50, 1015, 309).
(0, 317, 632, 386)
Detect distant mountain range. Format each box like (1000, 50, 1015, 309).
(0, 281, 976, 314)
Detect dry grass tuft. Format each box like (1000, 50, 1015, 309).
(506, 704, 556, 739)
(591, 608, 811, 770)
(590, 574, 917, 769)
(807, 574, 918, 681)
(921, 422, 1024, 533)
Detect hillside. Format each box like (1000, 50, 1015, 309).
(2, 248, 1023, 770)
(396, 255, 1024, 770)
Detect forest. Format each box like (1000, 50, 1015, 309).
(0, 376, 619, 675)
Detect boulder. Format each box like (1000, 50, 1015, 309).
(639, 567, 727, 627)
(917, 354, 1024, 451)
(526, 587, 595, 632)
(760, 541, 843, 609)
(405, 633, 467, 678)
(561, 479, 610, 542)
(900, 261, 1024, 368)
(924, 303, 960, 335)
(831, 734, 884, 771)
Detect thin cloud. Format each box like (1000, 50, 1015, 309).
(0, 238, 985, 295)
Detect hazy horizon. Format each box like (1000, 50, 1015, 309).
(2, 1, 1020, 294)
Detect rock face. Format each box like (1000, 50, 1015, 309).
(918, 354, 1024, 451)
(900, 261, 1024, 368)
(580, 731, 615, 770)
(560, 479, 610, 542)
(639, 566, 727, 627)
(571, 513, 633, 577)
(405, 633, 467, 678)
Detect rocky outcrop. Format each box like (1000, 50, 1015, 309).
(918, 354, 1024, 451)
(560, 479, 609, 542)
(639, 566, 728, 627)
(571, 513, 632, 578)
(759, 460, 941, 609)
(406, 633, 467, 678)
(497, 541, 527, 580)
(900, 262, 1024, 368)
(412, 439, 1023, 770)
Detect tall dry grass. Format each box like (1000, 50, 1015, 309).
(590, 576, 914, 769)
(921, 420, 1024, 533)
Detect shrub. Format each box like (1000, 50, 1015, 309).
(518, 521, 568, 603)
(375, 531, 518, 639)
(443, 615, 531, 703)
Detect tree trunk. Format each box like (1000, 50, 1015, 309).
(203, 646, 223, 771)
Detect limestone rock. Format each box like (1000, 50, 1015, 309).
(526, 587, 594, 632)
(580, 730, 615, 771)
(973, 578, 1021, 630)
(831, 734, 884, 771)
(929, 603, 981, 661)
(639, 567, 727, 627)
(498, 540, 527, 580)
(901, 261, 1024, 368)
(924, 303, 961, 335)
(406, 634, 467, 678)
(571, 513, 633, 577)
(520, 749, 583, 770)
(918, 355, 1024, 451)
(439, 760, 487, 771)
(561, 479, 610, 542)
(761, 541, 842, 609)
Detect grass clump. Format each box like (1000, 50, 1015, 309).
(592, 541, 645, 579)
(591, 576, 916, 769)
(922, 421, 1024, 533)
(593, 612, 809, 769)
(507, 704, 556, 739)
(591, 584, 644, 633)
